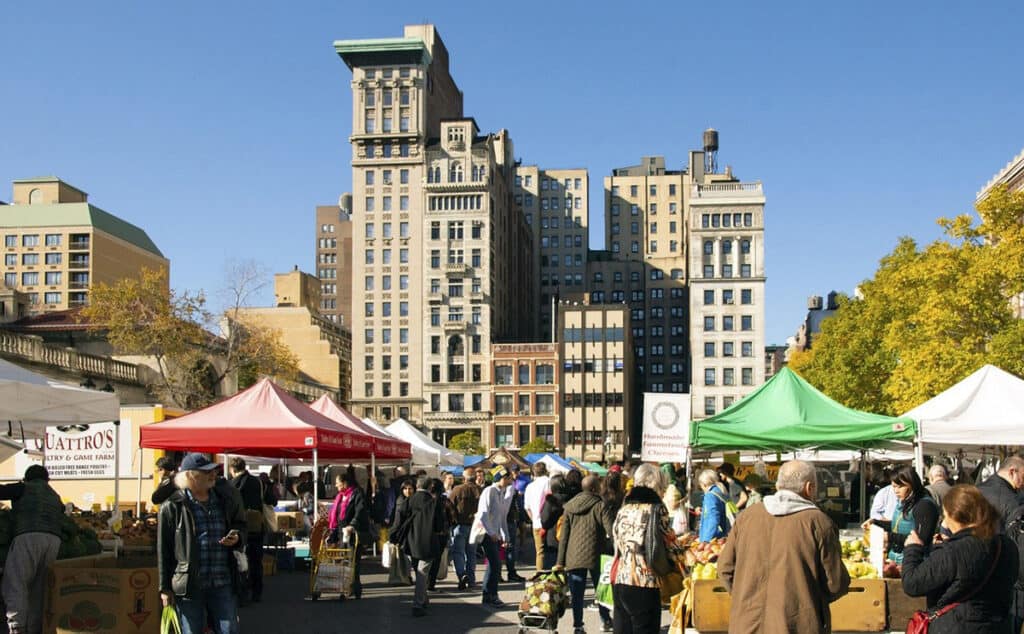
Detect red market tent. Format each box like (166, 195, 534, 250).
(309, 395, 411, 462)
(139, 378, 375, 460)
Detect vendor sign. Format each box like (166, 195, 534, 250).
(15, 421, 134, 479)
(641, 393, 690, 463)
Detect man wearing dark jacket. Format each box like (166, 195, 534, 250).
(0, 465, 64, 634)
(557, 475, 613, 633)
(229, 458, 266, 603)
(979, 455, 1024, 632)
(405, 477, 444, 617)
(158, 454, 247, 634)
(152, 455, 178, 506)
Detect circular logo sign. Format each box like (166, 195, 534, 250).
(129, 570, 151, 590)
(651, 402, 681, 430)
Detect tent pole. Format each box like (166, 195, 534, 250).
(113, 419, 121, 516)
(913, 429, 925, 480)
(136, 447, 143, 517)
(313, 448, 319, 527)
(859, 450, 867, 524)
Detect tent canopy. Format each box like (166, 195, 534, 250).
(309, 395, 412, 462)
(140, 378, 375, 459)
(0, 358, 120, 435)
(384, 419, 464, 466)
(904, 364, 1024, 449)
(691, 368, 917, 452)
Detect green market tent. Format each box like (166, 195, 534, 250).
(581, 462, 608, 475)
(690, 368, 917, 452)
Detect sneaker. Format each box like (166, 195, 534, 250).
(601, 619, 614, 632)
(507, 573, 526, 582)
(487, 596, 505, 607)
(574, 628, 586, 634)
(458, 574, 469, 590)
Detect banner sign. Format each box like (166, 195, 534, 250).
(640, 393, 691, 463)
(15, 421, 134, 479)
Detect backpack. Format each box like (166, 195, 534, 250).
(710, 489, 738, 529)
(555, 512, 567, 542)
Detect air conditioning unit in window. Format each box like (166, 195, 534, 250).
(518, 410, 529, 416)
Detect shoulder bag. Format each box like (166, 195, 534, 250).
(646, 503, 675, 577)
(906, 537, 1002, 634)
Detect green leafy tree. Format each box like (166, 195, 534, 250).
(448, 430, 485, 455)
(519, 437, 555, 455)
(792, 184, 1024, 414)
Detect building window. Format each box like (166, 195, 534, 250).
(703, 290, 714, 305)
(704, 342, 715, 357)
(44, 292, 61, 304)
(741, 289, 752, 304)
(741, 341, 753, 357)
(518, 364, 530, 385)
(723, 290, 734, 305)
(741, 316, 753, 331)
(431, 394, 441, 411)
(21, 272, 38, 286)
(723, 342, 735, 357)
(536, 364, 554, 384)
(723, 368, 735, 386)
(704, 368, 716, 386)
(22, 235, 39, 247)
(705, 397, 716, 416)
(21, 253, 38, 265)
(723, 316, 734, 331)
(535, 394, 554, 415)
(722, 264, 733, 278)
(495, 395, 513, 415)
(703, 265, 714, 278)
(45, 272, 61, 285)
(742, 367, 754, 385)
(495, 365, 513, 385)
(741, 264, 752, 278)
(703, 316, 714, 331)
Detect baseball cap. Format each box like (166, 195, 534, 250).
(609, 464, 623, 474)
(180, 453, 220, 472)
(491, 466, 511, 481)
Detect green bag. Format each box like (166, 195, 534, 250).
(161, 606, 181, 634)
(595, 554, 615, 610)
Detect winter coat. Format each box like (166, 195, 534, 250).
(404, 490, 444, 561)
(393, 495, 411, 531)
(718, 489, 850, 633)
(540, 492, 569, 551)
(902, 531, 1018, 634)
(450, 481, 481, 525)
(556, 492, 612, 571)
(610, 486, 683, 589)
(335, 486, 372, 544)
(700, 484, 730, 542)
(979, 475, 1021, 526)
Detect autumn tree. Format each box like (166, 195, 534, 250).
(83, 264, 299, 409)
(791, 184, 1024, 414)
(448, 430, 485, 455)
(519, 436, 555, 455)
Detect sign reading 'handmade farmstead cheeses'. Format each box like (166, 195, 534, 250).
(16, 421, 134, 479)
(640, 393, 691, 463)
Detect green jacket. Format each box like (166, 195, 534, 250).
(556, 492, 612, 571)
(13, 480, 64, 538)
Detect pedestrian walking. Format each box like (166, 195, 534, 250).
(609, 463, 683, 634)
(504, 465, 526, 583)
(405, 477, 444, 617)
(556, 474, 614, 634)
(228, 458, 267, 603)
(449, 467, 481, 589)
(474, 466, 514, 607)
(540, 474, 570, 570)
(718, 460, 851, 634)
(157, 453, 247, 634)
(0, 465, 64, 634)
(524, 462, 551, 571)
(902, 484, 1019, 633)
(427, 478, 456, 591)
(327, 471, 370, 599)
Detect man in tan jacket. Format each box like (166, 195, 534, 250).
(718, 460, 850, 633)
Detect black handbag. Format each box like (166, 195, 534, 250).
(646, 503, 675, 577)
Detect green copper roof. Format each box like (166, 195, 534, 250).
(333, 37, 431, 69)
(0, 202, 165, 258)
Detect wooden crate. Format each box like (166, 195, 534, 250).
(263, 554, 277, 577)
(885, 578, 926, 628)
(691, 580, 731, 632)
(831, 579, 886, 632)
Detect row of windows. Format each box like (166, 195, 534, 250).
(364, 301, 411, 317)
(364, 275, 411, 291)
(431, 393, 485, 413)
(610, 184, 678, 198)
(363, 195, 410, 213)
(702, 315, 756, 331)
(514, 175, 584, 191)
(429, 249, 482, 268)
(429, 221, 483, 241)
(537, 215, 584, 230)
(363, 381, 410, 398)
(364, 110, 411, 134)
(427, 194, 484, 212)
(364, 222, 411, 239)
(429, 363, 482, 383)
(703, 289, 754, 305)
(425, 164, 488, 184)
(494, 364, 556, 385)
(702, 238, 752, 255)
(428, 277, 481, 295)
(363, 67, 413, 80)
(362, 141, 411, 159)
(4, 234, 76, 248)
(540, 254, 584, 269)
(704, 395, 743, 416)
(646, 383, 688, 394)
(497, 424, 559, 449)
(610, 202, 678, 216)
(703, 367, 755, 386)
(321, 283, 336, 295)
(562, 429, 626, 447)
(319, 224, 337, 233)
(702, 264, 753, 278)
(563, 392, 625, 408)
(562, 358, 626, 373)
(609, 239, 679, 254)
(364, 328, 411, 345)
(365, 168, 410, 186)
(0, 287, 86, 305)
(704, 341, 757, 358)
(429, 334, 483, 355)
(5, 252, 65, 266)
(562, 327, 626, 343)
(540, 235, 584, 249)
(631, 325, 687, 338)
(427, 305, 483, 325)
(610, 221, 679, 236)
(495, 393, 556, 415)
(317, 238, 337, 249)
(701, 213, 754, 228)
(539, 273, 585, 288)
(364, 87, 411, 107)
(6, 272, 73, 286)
(362, 405, 411, 422)
(364, 248, 410, 265)
(593, 269, 684, 284)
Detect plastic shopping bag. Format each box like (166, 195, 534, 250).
(668, 578, 693, 634)
(595, 554, 615, 611)
(161, 606, 182, 634)
(387, 546, 412, 585)
(381, 541, 394, 568)
(436, 546, 450, 581)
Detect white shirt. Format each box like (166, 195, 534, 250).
(476, 483, 511, 541)
(523, 475, 550, 529)
(870, 484, 898, 520)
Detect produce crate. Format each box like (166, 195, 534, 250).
(885, 578, 926, 628)
(691, 580, 730, 632)
(45, 555, 159, 634)
(263, 554, 277, 577)
(275, 512, 304, 531)
(831, 579, 886, 631)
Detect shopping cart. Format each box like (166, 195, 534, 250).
(516, 569, 567, 633)
(308, 529, 358, 601)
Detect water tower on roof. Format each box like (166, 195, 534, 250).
(703, 128, 719, 174)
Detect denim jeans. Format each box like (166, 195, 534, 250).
(568, 567, 610, 628)
(504, 525, 519, 575)
(450, 524, 477, 583)
(177, 584, 238, 634)
(481, 536, 501, 598)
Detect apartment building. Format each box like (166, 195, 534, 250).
(315, 195, 353, 326)
(1, 177, 167, 314)
(559, 302, 634, 462)
(489, 342, 559, 450)
(513, 167, 589, 341)
(335, 25, 533, 435)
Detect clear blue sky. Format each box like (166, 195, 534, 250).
(2, 2, 1022, 345)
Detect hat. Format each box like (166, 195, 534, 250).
(609, 465, 623, 474)
(180, 453, 220, 472)
(24, 464, 49, 482)
(491, 466, 511, 480)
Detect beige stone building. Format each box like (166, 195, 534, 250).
(234, 268, 352, 404)
(315, 195, 353, 327)
(335, 25, 533, 435)
(513, 167, 589, 341)
(977, 147, 1024, 201)
(558, 302, 633, 462)
(489, 343, 559, 451)
(1, 177, 168, 313)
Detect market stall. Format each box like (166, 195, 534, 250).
(384, 418, 464, 467)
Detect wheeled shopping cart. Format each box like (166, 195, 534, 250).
(516, 569, 567, 633)
(309, 530, 358, 601)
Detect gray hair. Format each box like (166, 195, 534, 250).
(698, 469, 720, 489)
(173, 470, 203, 491)
(776, 460, 816, 493)
(632, 463, 666, 495)
(929, 464, 948, 479)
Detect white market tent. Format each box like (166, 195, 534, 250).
(0, 358, 120, 435)
(384, 418, 464, 467)
(904, 364, 1024, 451)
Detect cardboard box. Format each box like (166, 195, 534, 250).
(45, 555, 159, 634)
(263, 554, 277, 577)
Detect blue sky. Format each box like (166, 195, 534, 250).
(2, 1, 1022, 345)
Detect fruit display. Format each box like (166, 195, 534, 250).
(691, 561, 718, 580)
(73, 514, 117, 541)
(841, 538, 878, 579)
(119, 516, 158, 545)
(56, 514, 103, 559)
(882, 561, 902, 579)
(681, 535, 726, 568)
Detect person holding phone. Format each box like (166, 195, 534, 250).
(158, 453, 247, 634)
